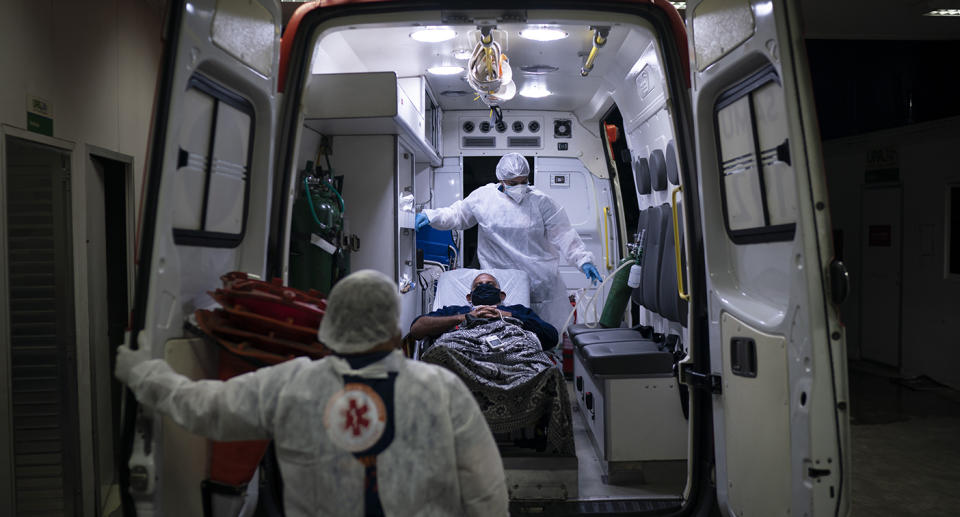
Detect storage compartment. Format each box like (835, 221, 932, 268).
(573, 342, 687, 466)
(303, 72, 441, 165)
(324, 136, 420, 332)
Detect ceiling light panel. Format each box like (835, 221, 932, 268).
(411, 27, 456, 42)
(519, 83, 552, 98)
(427, 65, 464, 75)
(518, 27, 568, 41)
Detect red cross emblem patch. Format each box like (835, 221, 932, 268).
(323, 383, 386, 452)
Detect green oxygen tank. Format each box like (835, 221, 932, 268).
(598, 257, 635, 328)
(289, 163, 346, 295)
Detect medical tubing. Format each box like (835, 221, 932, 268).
(304, 177, 346, 232)
(325, 178, 345, 213)
(556, 259, 636, 347)
(304, 177, 327, 230)
(310, 148, 344, 211)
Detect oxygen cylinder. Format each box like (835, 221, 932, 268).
(289, 165, 346, 294)
(598, 257, 635, 328)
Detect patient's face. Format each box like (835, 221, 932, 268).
(467, 274, 505, 305)
(471, 274, 499, 290)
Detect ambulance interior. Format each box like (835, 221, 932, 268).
(283, 9, 690, 505)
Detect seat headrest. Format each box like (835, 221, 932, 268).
(641, 204, 669, 312)
(634, 156, 651, 195)
(649, 148, 668, 192)
(665, 140, 679, 186)
(658, 202, 688, 324)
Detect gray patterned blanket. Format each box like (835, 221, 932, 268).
(420, 316, 574, 456)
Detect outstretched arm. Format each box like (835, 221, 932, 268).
(120, 351, 307, 441)
(422, 189, 483, 231)
(422, 198, 477, 231)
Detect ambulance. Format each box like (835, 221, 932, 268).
(122, 0, 851, 514)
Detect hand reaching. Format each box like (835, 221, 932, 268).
(581, 262, 602, 286)
(415, 213, 431, 231)
(115, 342, 152, 386)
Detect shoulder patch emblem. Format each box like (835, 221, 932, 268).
(323, 383, 387, 452)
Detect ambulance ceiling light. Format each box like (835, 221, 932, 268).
(924, 8, 960, 16)
(411, 28, 456, 42)
(519, 83, 552, 98)
(428, 65, 464, 75)
(518, 27, 568, 41)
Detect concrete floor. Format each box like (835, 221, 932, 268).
(848, 362, 960, 517)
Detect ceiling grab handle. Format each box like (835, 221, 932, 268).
(672, 186, 690, 301)
(580, 27, 610, 77)
(603, 206, 614, 270)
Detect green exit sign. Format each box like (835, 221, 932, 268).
(26, 95, 53, 136)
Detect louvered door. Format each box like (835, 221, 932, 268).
(4, 135, 81, 516)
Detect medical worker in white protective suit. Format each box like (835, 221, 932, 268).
(115, 270, 508, 517)
(417, 153, 602, 341)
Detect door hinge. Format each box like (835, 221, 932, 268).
(680, 364, 722, 394)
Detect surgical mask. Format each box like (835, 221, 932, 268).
(470, 283, 502, 306)
(503, 183, 530, 203)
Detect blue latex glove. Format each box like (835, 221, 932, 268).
(582, 262, 602, 286)
(415, 212, 431, 231)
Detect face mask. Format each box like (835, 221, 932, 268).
(503, 183, 530, 203)
(470, 283, 502, 306)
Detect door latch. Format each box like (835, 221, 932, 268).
(680, 364, 722, 394)
(730, 337, 758, 378)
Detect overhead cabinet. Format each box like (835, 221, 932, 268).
(303, 72, 442, 166)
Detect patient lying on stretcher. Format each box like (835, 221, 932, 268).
(410, 273, 558, 348)
(410, 273, 574, 455)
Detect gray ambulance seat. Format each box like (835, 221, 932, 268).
(578, 340, 674, 377)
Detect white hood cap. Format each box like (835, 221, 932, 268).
(495, 153, 530, 180)
(318, 269, 400, 354)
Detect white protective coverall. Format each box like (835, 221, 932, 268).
(423, 183, 594, 338)
(123, 349, 508, 517)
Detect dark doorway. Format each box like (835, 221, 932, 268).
(86, 152, 131, 511)
(4, 134, 81, 516)
(461, 155, 534, 267)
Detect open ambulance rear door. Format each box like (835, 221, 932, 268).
(684, 1, 851, 515)
(122, 0, 282, 514)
